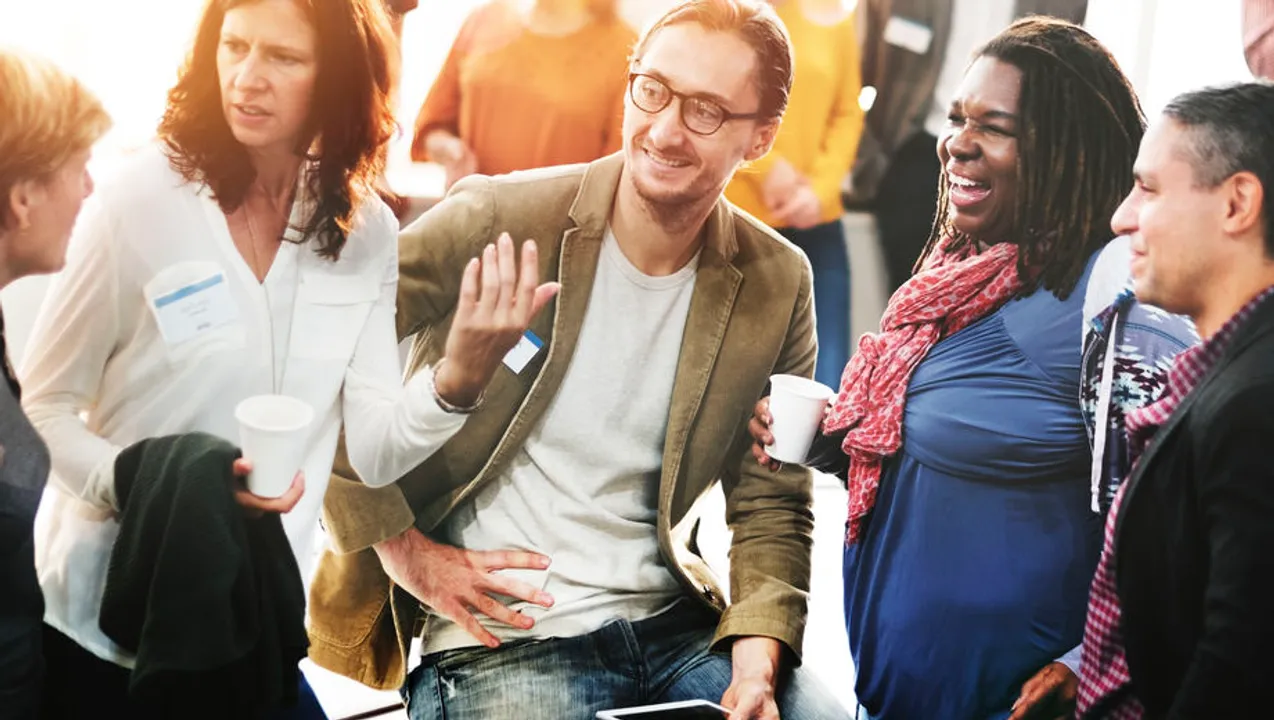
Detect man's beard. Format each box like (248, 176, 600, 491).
(631, 171, 713, 233)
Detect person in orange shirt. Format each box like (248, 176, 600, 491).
(727, 0, 863, 389)
(411, 0, 635, 189)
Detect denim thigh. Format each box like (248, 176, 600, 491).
(641, 602, 852, 720)
(403, 633, 642, 720)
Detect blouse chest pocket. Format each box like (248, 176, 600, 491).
(288, 273, 380, 363)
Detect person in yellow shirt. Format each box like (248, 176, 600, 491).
(727, 0, 863, 390)
(411, 0, 635, 189)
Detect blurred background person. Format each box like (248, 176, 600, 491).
(851, 0, 1087, 292)
(410, 0, 635, 188)
(0, 47, 108, 720)
(726, 0, 862, 390)
(1244, 0, 1274, 78)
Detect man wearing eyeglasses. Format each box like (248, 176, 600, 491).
(308, 2, 847, 719)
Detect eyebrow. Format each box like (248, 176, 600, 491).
(948, 101, 1019, 123)
(220, 31, 309, 57)
(640, 67, 735, 109)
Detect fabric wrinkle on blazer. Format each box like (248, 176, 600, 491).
(307, 153, 820, 690)
(1112, 296, 1274, 718)
(852, 0, 1088, 199)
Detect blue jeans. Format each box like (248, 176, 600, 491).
(779, 221, 851, 391)
(402, 599, 850, 720)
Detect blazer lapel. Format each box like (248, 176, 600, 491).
(659, 203, 743, 522)
(1116, 301, 1274, 536)
(459, 157, 620, 495)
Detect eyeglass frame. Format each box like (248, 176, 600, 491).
(626, 71, 765, 136)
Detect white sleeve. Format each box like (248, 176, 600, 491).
(340, 209, 468, 488)
(1056, 643, 1083, 676)
(1082, 236, 1133, 337)
(20, 197, 125, 510)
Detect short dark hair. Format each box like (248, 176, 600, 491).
(922, 16, 1146, 300)
(631, 0, 793, 121)
(159, 0, 399, 260)
(1162, 81, 1274, 256)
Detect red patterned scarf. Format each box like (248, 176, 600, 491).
(824, 238, 1023, 543)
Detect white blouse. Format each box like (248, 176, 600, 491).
(21, 145, 463, 666)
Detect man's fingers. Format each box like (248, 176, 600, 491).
(458, 256, 480, 308)
(231, 458, 251, 477)
(479, 243, 499, 309)
(529, 282, 561, 319)
(496, 233, 517, 309)
(471, 592, 535, 630)
(486, 573, 554, 608)
(476, 548, 551, 573)
(444, 601, 501, 649)
(726, 694, 763, 720)
(515, 240, 540, 313)
(1008, 678, 1051, 720)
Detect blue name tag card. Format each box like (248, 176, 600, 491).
(502, 330, 544, 373)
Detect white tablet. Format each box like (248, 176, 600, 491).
(595, 699, 730, 719)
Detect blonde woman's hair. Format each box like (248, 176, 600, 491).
(0, 48, 111, 227)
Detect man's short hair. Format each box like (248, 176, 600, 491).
(631, 0, 793, 121)
(1163, 81, 1274, 255)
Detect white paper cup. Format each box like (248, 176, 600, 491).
(234, 394, 314, 498)
(765, 374, 836, 464)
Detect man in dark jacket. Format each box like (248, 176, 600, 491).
(1075, 81, 1274, 718)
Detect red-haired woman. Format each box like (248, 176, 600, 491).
(22, 0, 554, 717)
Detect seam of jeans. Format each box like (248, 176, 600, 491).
(432, 664, 449, 720)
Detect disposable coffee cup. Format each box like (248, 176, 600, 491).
(234, 394, 314, 498)
(765, 374, 836, 464)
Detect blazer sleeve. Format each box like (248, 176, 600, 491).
(712, 256, 819, 660)
(1168, 385, 1274, 717)
(321, 176, 496, 554)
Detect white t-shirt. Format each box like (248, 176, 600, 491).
(424, 228, 696, 654)
(22, 145, 467, 666)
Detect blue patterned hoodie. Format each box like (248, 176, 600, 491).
(1080, 240, 1199, 516)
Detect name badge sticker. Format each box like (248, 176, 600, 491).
(148, 272, 240, 347)
(502, 330, 544, 374)
(883, 16, 934, 55)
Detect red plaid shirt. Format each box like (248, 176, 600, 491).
(1076, 286, 1274, 718)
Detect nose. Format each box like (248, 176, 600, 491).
(1111, 189, 1139, 237)
(944, 123, 979, 162)
(82, 169, 94, 199)
(645, 99, 686, 148)
(233, 50, 268, 92)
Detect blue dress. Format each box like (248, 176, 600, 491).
(845, 260, 1102, 719)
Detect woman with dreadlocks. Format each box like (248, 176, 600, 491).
(749, 16, 1197, 720)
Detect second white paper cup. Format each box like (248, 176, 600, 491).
(235, 394, 314, 498)
(765, 374, 836, 464)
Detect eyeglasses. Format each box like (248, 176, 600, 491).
(627, 72, 763, 136)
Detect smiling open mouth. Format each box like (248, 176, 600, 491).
(643, 147, 692, 169)
(948, 172, 990, 205)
